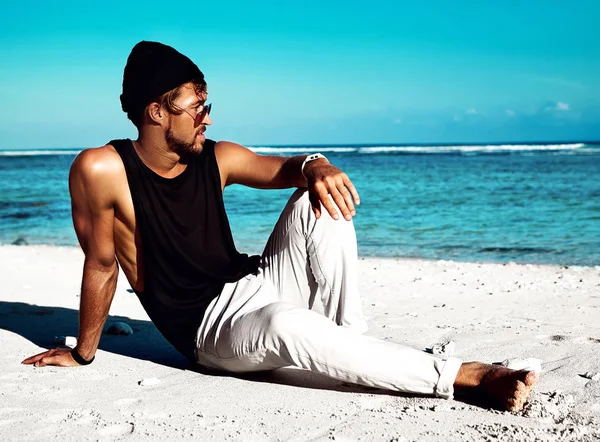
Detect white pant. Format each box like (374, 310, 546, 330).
(195, 189, 462, 399)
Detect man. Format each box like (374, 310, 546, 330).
(23, 41, 537, 411)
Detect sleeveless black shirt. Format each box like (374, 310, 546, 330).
(111, 139, 260, 361)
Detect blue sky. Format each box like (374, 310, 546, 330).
(0, 0, 598, 149)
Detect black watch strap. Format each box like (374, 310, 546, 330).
(71, 347, 95, 365)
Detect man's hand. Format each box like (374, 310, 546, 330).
(22, 348, 79, 367)
(303, 160, 360, 221)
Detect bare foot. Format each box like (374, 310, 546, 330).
(454, 362, 539, 411)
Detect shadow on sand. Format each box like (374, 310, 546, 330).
(1, 300, 422, 398)
(0, 301, 188, 368)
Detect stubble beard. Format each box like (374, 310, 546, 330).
(165, 125, 204, 161)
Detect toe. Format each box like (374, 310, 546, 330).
(524, 370, 539, 387)
(506, 397, 519, 412)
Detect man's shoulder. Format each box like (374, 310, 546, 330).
(214, 140, 245, 151)
(70, 144, 126, 187)
(72, 144, 124, 175)
(213, 140, 253, 161)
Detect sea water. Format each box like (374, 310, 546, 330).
(1, 143, 598, 265)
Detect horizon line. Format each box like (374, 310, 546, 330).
(1, 139, 599, 151)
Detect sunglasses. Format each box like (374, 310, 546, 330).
(176, 103, 212, 125)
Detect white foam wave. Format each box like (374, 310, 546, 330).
(0, 150, 82, 156)
(0, 143, 592, 157)
(249, 143, 588, 155)
(249, 146, 356, 154)
(358, 143, 585, 154)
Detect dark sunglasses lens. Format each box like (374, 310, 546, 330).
(196, 104, 211, 124)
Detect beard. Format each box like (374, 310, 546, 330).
(165, 126, 203, 162)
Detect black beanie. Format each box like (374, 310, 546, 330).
(120, 41, 204, 113)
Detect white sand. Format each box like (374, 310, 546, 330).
(1, 245, 599, 441)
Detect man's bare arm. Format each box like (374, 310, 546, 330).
(22, 147, 119, 367)
(214, 141, 360, 221)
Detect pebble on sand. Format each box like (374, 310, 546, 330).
(581, 372, 600, 381)
(54, 336, 77, 348)
(138, 378, 160, 387)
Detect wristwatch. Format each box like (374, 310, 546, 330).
(301, 153, 328, 178)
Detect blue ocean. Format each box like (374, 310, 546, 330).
(1, 142, 599, 266)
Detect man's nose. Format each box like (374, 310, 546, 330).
(202, 113, 212, 126)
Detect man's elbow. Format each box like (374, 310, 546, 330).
(84, 256, 118, 274)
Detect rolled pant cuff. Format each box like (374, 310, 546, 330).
(434, 357, 462, 399)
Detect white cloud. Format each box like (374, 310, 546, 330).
(393, 118, 403, 125)
(506, 109, 516, 117)
(466, 108, 478, 115)
(542, 101, 570, 113)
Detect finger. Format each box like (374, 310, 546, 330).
(317, 187, 340, 220)
(343, 177, 360, 206)
(35, 353, 75, 368)
(308, 190, 322, 219)
(328, 185, 352, 221)
(338, 185, 356, 217)
(35, 355, 64, 367)
(22, 350, 52, 365)
(34, 356, 54, 367)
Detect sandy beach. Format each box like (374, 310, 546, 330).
(1, 244, 599, 441)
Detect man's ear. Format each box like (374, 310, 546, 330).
(147, 102, 164, 125)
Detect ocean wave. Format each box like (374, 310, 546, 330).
(249, 146, 356, 154)
(357, 143, 586, 154)
(0, 150, 82, 156)
(248, 143, 590, 155)
(549, 147, 600, 155)
(1, 143, 595, 157)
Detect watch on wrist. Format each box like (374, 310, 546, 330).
(71, 347, 95, 365)
(301, 153, 327, 178)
